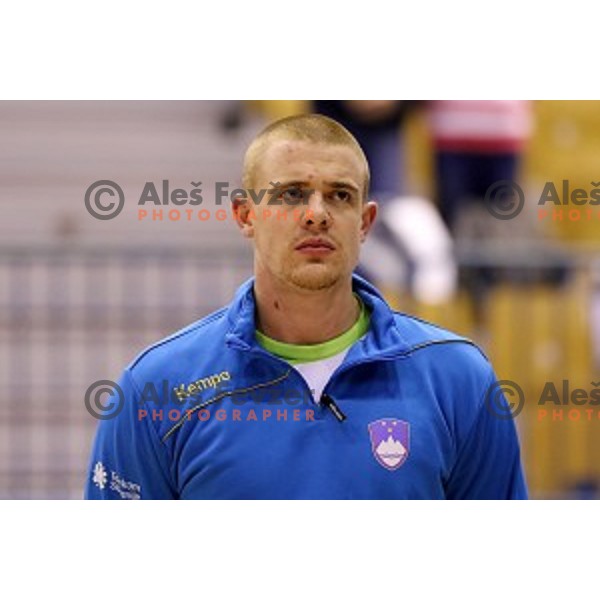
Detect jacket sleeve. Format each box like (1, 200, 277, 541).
(84, 368, 177, 499)
(444, 370, 528, 500)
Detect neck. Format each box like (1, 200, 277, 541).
(253, 273, 359, 345)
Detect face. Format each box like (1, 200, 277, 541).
(237, 139, 377, 292)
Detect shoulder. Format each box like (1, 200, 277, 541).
(391, 311, 494, 391)
(126, 305, 230, 382)
(389, 312, 499, 437)
(393, 311, 487, 359)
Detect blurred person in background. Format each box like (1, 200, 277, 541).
(429, 100, 532, 230)
(428, 101, 533, 322)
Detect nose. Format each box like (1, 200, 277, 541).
(302, 190, 331, 230)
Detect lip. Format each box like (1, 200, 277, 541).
(295, 238, 336, 252)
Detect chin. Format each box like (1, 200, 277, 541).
(286, 264, 342, 291)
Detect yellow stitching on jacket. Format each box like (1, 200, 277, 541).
(161, 368, 294, 443)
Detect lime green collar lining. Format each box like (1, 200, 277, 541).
(255, 295, 370, 364)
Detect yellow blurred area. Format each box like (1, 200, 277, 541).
(397, 279, 597, 498)
(404, 100, 600, 242)
(525, 100, 600, 243)
(248, 100, 310, 120)
(406, 101, 600, 495)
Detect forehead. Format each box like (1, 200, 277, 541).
(254, 139, 366, 186)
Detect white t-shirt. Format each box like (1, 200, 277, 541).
(293, 348, 350, 403)
(255, 294, 370, 404)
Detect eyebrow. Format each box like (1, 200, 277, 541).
(275, 180, 308, 189)
(273, 180, 360, 193)
(326, 181, 360, 193)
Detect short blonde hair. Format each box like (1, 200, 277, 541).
(243, 114, 370, 201)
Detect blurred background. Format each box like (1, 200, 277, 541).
(0, 100, 598, 499)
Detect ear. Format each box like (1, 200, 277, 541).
(233, 196, 255, 238)
(359, 200, 378, 243)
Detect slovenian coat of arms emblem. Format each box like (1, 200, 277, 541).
(368, 418, 410, 470)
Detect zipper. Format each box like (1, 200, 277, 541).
(321, 394, 346, 422)
(230, 340, 355, 421)
(229, 336, 412, 424)
(229, 339, 317, 409)
(318, 346, 414, 421)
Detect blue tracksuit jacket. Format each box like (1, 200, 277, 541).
(85, 274, 527, 499)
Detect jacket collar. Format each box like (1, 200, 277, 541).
(224, 273, 411, 358)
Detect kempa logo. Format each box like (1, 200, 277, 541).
(84, 372, 313, 421)
(173, 371, 232, 401)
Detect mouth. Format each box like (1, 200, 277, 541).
(295, 238, 336, 255)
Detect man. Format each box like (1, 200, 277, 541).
(85, 114, 527, 499)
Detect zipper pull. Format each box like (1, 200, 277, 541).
(321, 394, 346, 422)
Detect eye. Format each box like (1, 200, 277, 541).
(331, 189, 352, 202)
(281, 187, 305, 203)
